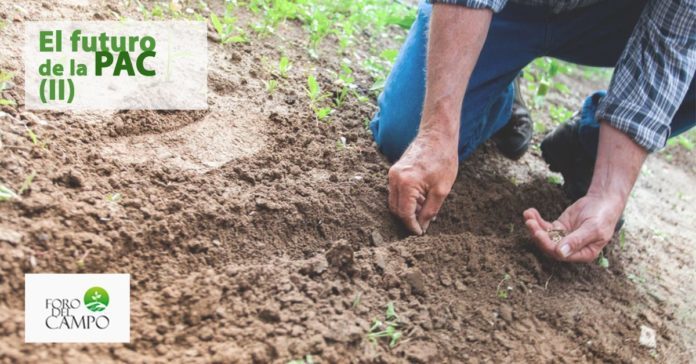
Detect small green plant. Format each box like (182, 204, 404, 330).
(333, 64, 357, 108)
(367, 302, 402, 348)
(18, 171, 36, 195)
(0, 184, 17, 201)
(549, 105, 574, 125)
(305, 75, 332, 122)
(288, 354, 314, 364)
(278, 56, 292, 78)
(597, 251, 609, 268)
(336, 136, 347, 150)
(210, 7, 247, 44)
(547, 174, 562, 185)
(265, 79, 278, 94)
(0, 70, 15, 106)
(522, 58, 572, 108)
(352, 292, 362, 309)
(533, 120, 547, 133)
(496, 273, 512, 299)
(106, 192, 123, 203)
(26, 127, 45, 148)
(619, 229, 627, 250)
(676, 135, 695, 151)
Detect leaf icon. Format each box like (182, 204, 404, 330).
(92, 291, 101, 300)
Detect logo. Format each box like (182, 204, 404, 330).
(24, 21, 207, 110)
(25, 274, 130, 343)
(84, 287, 109, 312)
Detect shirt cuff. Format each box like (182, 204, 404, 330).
(426, 0, 507, 12)
(595, 97, 670, 153)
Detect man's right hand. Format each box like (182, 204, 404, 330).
(388, 128, 459, 235)
(386, 4, 491, 235)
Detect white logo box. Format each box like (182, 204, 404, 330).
(25, 274, 130, 343)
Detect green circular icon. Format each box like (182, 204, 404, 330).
(84, 287, 109, 312)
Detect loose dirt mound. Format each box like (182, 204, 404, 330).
(0, 1, 691, 363)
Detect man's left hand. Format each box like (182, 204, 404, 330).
(523, 191, 624, 263)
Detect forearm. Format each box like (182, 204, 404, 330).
(587, 122, 648, 206)
(420, 5, 492, 140)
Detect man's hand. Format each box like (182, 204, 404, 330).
(389, 128, 459, 235)
(525, 122, 647, 262)
(523, 192, 622, 262)
(387, 5, 492, 234)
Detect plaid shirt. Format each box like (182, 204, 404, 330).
(429, 0, 696, 152)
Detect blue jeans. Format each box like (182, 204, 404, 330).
(370, 0, 696, 162)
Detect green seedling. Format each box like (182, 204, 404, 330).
(0, 70, 15, 106)
(619, 229, 627, 250)
(333, 64, 357, 108)
(597, 251, 609, 268)
(522, 57, 573, 108)
(496, 273, 512, 299)
(627, 273, 646, 285)
(106, 192, 122, 203)
(549, 105, 574, 125)
(210, 7, 247, 44)
(533, 120, 547, 133)
(305, 8, 331, 57)
(379, 49, 398, 63)
(367, 302, 402, 348)
(18, 171, 36, 195)
(547, 174, 562, 185)
(24, 126, 47, 149)
(0, 184, 17, 201)
(352, 292, 362, 309)
(248, 0, 300, 35)
(336, 136, 347, 150)
(305, 75, 332, 122)
(265, 79, 278, 94)
(676, 135, 695, 151)
(278, 56, 292, 78)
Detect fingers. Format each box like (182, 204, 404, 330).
(525, 218, 557, 256)
(523, 208, 553, 230)
(388, 179, 399, 214)
(388, 168, 423, 235)
(554, 223, 596, 259)
(523, 208, 557, 255)
(417, 187, 448, 233)
(557, 223, 612, 263)
(564, 241, 604, 263)
(397, 190, 423, 235)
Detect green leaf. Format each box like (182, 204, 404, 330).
(369, 79, 386, 92)
(385, 14, 416, 29)
(26, 128, 39, 145)
(18, 171, 36, 195)
(597, 255, 609, 268)
(0, 184, 17, 201)
(316, 107, 331, 120)
(307, 75, 320, 99)
(379, 49, 398, 63)
(385, 302, 397, 320)
(536, 80, 549, 97)
(0, 99, 15, 106)
(389, 331, 402, 348)
(210, 13, 224, 36)
(547, 175, 562, 185)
